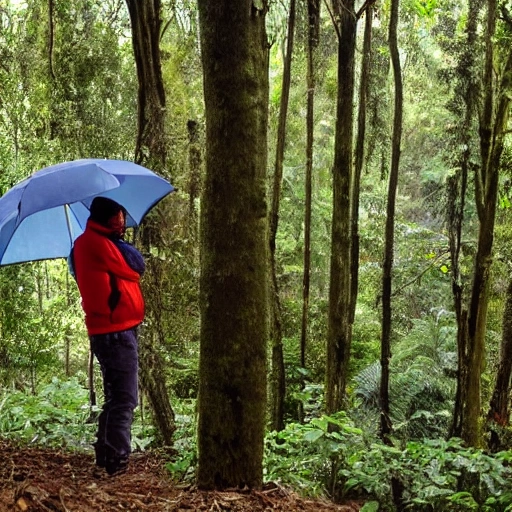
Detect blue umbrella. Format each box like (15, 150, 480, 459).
(0, 159, 174, 265)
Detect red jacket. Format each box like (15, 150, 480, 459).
(73, 219, 145, 335)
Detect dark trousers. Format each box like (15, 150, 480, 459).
(90, 328, 139, 461)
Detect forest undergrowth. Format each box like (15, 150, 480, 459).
(0, 439, 364, 511)
(2, 378, 512, 511)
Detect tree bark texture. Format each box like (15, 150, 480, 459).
(138, 254, 177, 446)
(301, 0, 319, 371)
(125, 0, 166, 170)
(138, 330, 176, 445)
(461, 0, 508, 447)
(326, 0, 357, 414)
(448, 0, 480, 440)
(187, 119, 201, 237)
(351, 5, 372, 326)
(487, 277, 512, 450)
(125, 0, 176, 446)
(268, 0, 296, 433)
(380, 0, 402, 443)
(197, 0, 269, 489)
(484, 34, 512, 450)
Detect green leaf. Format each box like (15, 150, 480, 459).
(360, 502, 380, 512)
(303, 429, 324, 443)
(449, 491, 478, 507)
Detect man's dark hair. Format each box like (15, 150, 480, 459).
(89, 197, 125, 226)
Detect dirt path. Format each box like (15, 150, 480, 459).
(0, 440, 363, 511)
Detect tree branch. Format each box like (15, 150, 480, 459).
(392, 249, 451, 298)
(322, 0, 341, 39)
(356, 0, 377, 20)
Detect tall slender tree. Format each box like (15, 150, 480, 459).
(325, 0, 358, 414)
(379, 9, 409, 510)
(124, 0, 176, 446)
(380, 0, 403, 443)
(300, 0, 320, 402)
(488, 275, 512, 450)
(477, 6, 512, 446)
(351, 4, 373, 329)
(487, 46, 512, 438)
(196, 0, 270, 489)
(125, 0, 167, 169)
(460, 0, 498, 446)
(448, 0, 480, 440)
(269, 0, 296, 433)
(452, 0, 512, 446)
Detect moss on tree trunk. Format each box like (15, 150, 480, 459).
(197, 0, 269, 490)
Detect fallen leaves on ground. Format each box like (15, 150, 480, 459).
(0, 440, 363, 511)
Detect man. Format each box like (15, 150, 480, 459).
(72, 196, 145, 476)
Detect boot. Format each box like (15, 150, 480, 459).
(93, 441, 106, 468)
(105, 446, 129, 476)
(105, 454, 129, 476)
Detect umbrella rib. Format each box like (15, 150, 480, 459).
(0, 216, 18, 264)
(64, 204, 74, 246)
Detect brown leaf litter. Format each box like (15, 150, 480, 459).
(0, 440, 363, 511)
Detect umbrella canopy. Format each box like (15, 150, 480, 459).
(0, 159, 174, 265)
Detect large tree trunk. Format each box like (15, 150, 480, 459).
(325, 0, 357, 414)
(197, 0, 269, 489)
(269, 0, 296, 433)
(125, 0, 176, 446)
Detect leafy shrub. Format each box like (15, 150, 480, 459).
(165, 399, 197, 482)
(264, 412, 366, 498)
(353, 309, 457, 441)
(0, 377, 155, 452)
(264, 414, 512, 511)
(169, 357, 199, 399)
(346, 438, 512, 511)
(0, 377, 94, 448)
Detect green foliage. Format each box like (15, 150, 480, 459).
(1, 266, 56, 388)
(169, 356, 199, 399)
(0, 0, 511, 504)
(0, 377, 94, 447)
(0, 0, 137, 170)
(352, 309, 456, 441)
(0, 261, 88, 390)
(0, 376, 156, 453)
(344, 438, 512, 511)
(392, 308, 457, 375)
(165, 399, 197, 482)
(2, 382, 512, 512)
(264, 412, 366, 498)
(350, 302, 381, 377)
(265, 417, 512, 511)
(161, 11, 204, 187)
